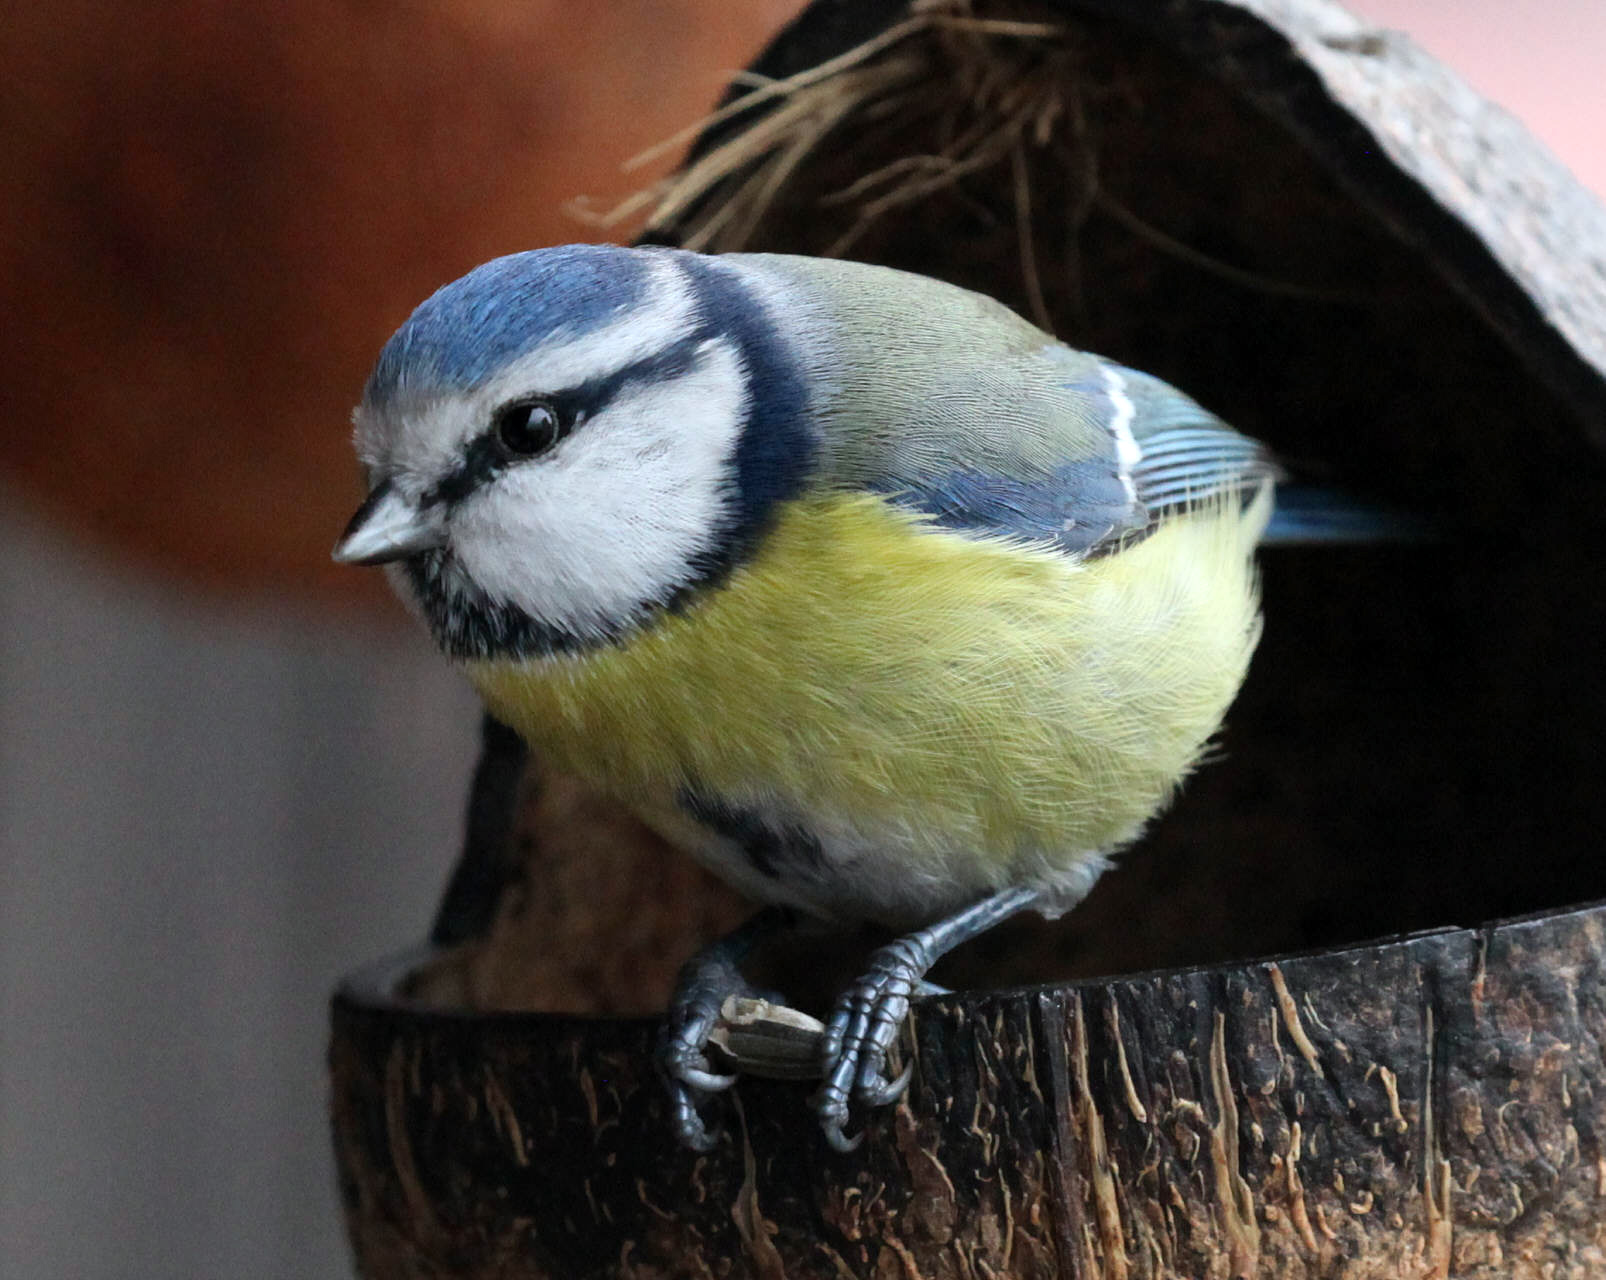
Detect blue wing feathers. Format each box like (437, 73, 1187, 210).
(864, 352, 1401, 555)
(869, 462, 1134, 555)
(1132, 425, 1278, 511)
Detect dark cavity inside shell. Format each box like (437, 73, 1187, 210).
(447, 0, 1606, 1007)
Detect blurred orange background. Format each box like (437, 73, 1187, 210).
(1, 0, 801, 603)
(2, 0, 1600, 609)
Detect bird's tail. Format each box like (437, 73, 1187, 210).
(1260, 485, 1431, 546)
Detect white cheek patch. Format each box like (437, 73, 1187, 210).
(448, 339, 750, 638)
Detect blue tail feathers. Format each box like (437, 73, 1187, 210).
(1262, 485, 1431, 546)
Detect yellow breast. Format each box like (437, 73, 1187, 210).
(466, 489, 1268, 874)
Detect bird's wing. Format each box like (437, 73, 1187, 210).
(1116, 363, 1280, 518)
(848, 345, 1277, 557)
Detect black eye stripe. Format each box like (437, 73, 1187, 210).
(420, 331, 719, 511)
(565, 331, 710, 407)
(421, 433, 508, 509)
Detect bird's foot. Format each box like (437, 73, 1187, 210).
(660, 946, 752, 1152)
(811, 933, 937, 1152)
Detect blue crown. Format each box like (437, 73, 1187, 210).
(364, 244, 652, 405)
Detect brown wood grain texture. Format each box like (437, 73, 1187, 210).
(331, 904, 1606, 1277)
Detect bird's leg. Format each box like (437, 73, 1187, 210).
(661, 906, 795, 1151)
(814, 884, 1044, 1152)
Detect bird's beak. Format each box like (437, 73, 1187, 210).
(332, 479, 446, 566)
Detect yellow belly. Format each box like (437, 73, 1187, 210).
(466, 489, 1268, 895)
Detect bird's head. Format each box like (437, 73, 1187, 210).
(334, 245, 815, 659)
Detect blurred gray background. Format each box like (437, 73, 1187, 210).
(0, 499, 479, 1275)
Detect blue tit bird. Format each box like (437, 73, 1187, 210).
(335, 243, 1333, 1152)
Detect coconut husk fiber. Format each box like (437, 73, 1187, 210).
(331, 2, 1606, 1276)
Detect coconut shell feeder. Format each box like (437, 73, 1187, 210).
(329, 0, 1606, 1276)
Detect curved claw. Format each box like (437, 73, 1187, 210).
(858, 1060, 914, 1108)
(818, 1103, 864, 1154)
(660, 1008, 735, 1088)
(674, 1061, 739, 1094)
(812, 1068, 863, 1153)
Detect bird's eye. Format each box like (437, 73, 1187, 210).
(494, 400, 566, 456)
